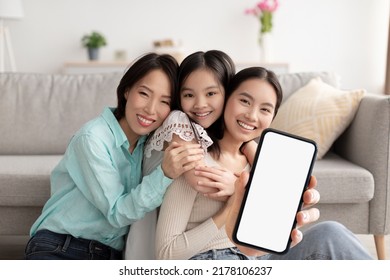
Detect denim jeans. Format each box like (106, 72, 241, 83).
(257, 221, 373, 260)
(25, 229, 122, 260)
(190, 247, 257, 260)
(191, 221, 373, 260)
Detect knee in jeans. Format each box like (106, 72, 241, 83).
(316, 221, 347, 234)
(311, 221, 352, 242)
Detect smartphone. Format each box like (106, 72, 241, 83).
(233, 128, 317, 254)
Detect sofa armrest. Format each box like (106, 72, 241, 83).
(334, 93, 390, 234)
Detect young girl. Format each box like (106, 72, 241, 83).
(24, 53, 205, 260)
(156, 67, 373, 260)
(124, 50, 237, 259)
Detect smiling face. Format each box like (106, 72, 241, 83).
(223, 78, 277, 143)
(119, 69, 172, 146)
(180, 68, 225, 129)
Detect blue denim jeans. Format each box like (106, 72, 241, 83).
(25, 229, 122, 260)
(190, 247, 257, 260)
(257, 221, 373, 260)
(190, 221, 373, 260)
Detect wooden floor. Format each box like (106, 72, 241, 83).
(0, 234, 389, 260)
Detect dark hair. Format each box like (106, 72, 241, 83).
(174, 50, 236, 110)
(228, 67, 283, 116)
(113, 53, 179, 120)
(175, 50, 235, 147)
(209, 67, 283, 157)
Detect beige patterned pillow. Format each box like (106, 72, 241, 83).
(270, 77, 365, 159)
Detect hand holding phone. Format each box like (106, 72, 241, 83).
(233, 128, 317, 254)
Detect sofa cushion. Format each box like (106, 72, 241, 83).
(313, 152, 374, 204)
(0, 155, 62, 206)
(0, 73, 121, 155)
(277, 71, 340, 102)
(270, 77, 365, 159)
(0, 153, 373, 206)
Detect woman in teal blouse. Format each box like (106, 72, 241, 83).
(25, 53, 205, 260)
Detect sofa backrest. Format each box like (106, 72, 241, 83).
(0, 71, 340, 155)
(0, 72, 122, 155)
(277, 71, 340, 103)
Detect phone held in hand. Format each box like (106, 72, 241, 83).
(233, 128, 318, 255)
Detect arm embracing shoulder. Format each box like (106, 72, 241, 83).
(66, 134, 172, 228)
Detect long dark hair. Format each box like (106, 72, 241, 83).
(228, 67, 283, 116)
(209, 67, 283, 157)
(114, 53, 179, 120)
(175, 50, 236, 146)
(175, 50, 236, 111)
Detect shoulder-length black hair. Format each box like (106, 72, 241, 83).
(114, 53, 179, 120)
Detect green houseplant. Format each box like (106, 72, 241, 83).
(81, 31, 107, 61)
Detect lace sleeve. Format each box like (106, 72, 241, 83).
(144, 110, 213, 158)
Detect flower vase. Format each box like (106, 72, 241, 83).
(259, 32, 273, 63)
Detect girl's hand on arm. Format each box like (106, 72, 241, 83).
(161, 141, 204, 179)
(194, 166, 238, 201)
(164, 133, 217, 193)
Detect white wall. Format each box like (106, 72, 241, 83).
(4, 0, 389, 93)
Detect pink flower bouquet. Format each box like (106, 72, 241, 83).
(245, 0, 279, 35)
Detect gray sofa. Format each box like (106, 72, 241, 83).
(0, 71, 389, 259)
(0, 72, 120, 240)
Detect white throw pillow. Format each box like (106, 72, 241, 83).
(270, 77, 365, 159)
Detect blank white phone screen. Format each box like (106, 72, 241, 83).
(235, 131, 316, 253)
